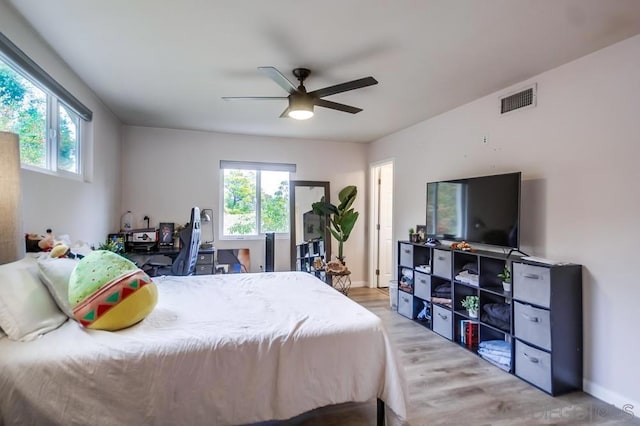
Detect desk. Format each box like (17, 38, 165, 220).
(126, 247, 216, 275)
(125, 247, 180, 269)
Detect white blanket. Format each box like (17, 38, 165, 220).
(0, 271, 407, 425)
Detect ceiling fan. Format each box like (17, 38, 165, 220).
(222, 67, 378, 120)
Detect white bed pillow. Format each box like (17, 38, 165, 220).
(37, 257, 78, 318)
(0, 257, 67, 341)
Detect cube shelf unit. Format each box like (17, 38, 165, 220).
(396, 241, 583, 396)
(295, 240, 329, 284)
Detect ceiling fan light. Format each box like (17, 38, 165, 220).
(288, 108, 314, 120)
(288, 95, 314, 120)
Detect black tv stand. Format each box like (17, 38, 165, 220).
(395, 240, 582, 396)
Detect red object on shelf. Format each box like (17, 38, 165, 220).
(465, 322, 479, 347)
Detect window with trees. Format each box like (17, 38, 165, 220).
(221, 161, 294, 238)
(0, 33, 91, 177)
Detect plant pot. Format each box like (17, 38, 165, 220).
(467, 309, 478, 318)
(502, 281, 511, 292)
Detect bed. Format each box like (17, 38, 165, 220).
(0, 270, 407, 425)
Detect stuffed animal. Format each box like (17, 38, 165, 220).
(38, 229, 55, 250)
(25, 229, 55, 252)
(49, 243, 84, 259)
(69, 250, 157, 330)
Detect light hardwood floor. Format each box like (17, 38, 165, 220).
(276, 287, 639, 426)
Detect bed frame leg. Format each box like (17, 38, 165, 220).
(377, 398, 385, 426)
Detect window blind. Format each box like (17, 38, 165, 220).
(220, 160, 296, 173)
(0, 32, 93, 121)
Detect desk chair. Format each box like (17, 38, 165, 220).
(147, 207, 201, 276)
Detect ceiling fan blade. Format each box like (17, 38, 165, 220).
(279, 107, 291, 118)
(258, 66, 299, 95)
(309, 76, 378, 98)
(314, 98, 362, 114)
(222, 96, 288, 101)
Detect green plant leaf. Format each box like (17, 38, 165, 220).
(338, 185, 357, 202)
(339, 210, 359, 241)
(314, 185, 359, 259)
(312, 199, 339, 217)
(337, 186, 357, 212)
(329, 227, 342, 242)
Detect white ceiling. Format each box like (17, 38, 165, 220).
(7, 0, 640, 143)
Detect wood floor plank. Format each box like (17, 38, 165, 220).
(273, 287, 639, 425)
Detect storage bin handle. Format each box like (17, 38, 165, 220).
(437, 312, 448, 320)
(404, 249, 410, 254)
(524, 273, 540, 279)
(522, 313, 540, 323)
(438, 256, 445, 261)
(523, 352, 539, 363)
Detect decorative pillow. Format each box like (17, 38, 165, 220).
(37, 256, 79, 318)
(68, 250, 158, 331)
(0, 257, 67, 341)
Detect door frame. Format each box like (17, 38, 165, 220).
(369, 159, 394, 288)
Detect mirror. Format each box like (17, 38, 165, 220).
(289, 181, 331, 270)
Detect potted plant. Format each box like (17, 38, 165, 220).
(498, 264, 511, 292)
(97, 239, 123, 254)
(409, 228, 415, 241)
(461, 295, 479, 318)
(312, 185, 359, 265)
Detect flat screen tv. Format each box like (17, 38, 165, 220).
(426, 172, 521, 249)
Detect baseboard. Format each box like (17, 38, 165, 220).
(350, 280, 367, 288)
(583, 379, 639, 419)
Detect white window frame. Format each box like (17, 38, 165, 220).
(219, 161, 296, 241)
(0, 33, 91, 179)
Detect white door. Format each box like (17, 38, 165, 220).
(371, 161, 394, 288)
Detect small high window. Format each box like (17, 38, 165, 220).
(0, 33, 91, 178)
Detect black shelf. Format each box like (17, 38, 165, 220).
(413, 319, 431, 329)
(454, 309, 477, 320)
(478, 319, 510, 335)
(480, 285, 509, 297)
(395, 240, 582, 396)
(453, 280, 479, 290)
(456, 341, 479, 353)
(295, 240, 329, 285)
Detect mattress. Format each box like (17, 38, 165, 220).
(0, 271, 407, 425)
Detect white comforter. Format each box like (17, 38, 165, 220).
(0, 271, 407, 425)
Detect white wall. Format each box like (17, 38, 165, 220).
(369, 35, 640, 411)
(121, 126, 368, 282)
(1, 1, 122, 245)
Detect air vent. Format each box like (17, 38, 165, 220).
(500, 83, 536, 114)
